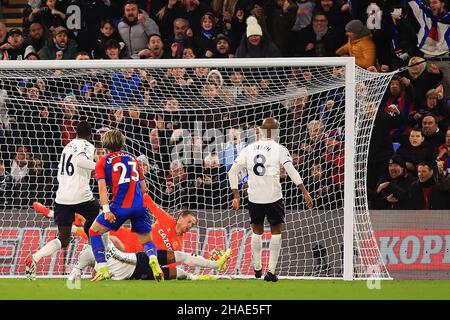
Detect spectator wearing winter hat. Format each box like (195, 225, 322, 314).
(24, 45, 40, 60)
(336, 19, 376, 69)
(208, 34, 234, 58)
(194, 12, 218, 57)
(370, 154, 416, 210)
(236, 16, 281, 58)
(38, 26, 78, 60)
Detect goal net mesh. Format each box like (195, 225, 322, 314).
(0, 59, 392, 279)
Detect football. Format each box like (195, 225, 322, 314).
(209, 249, 225, 261)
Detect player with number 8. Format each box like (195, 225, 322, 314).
(228, 118, 313, 282)
(89, 129, 163, 282)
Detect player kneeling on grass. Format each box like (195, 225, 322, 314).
(69, 233, 230, 281)
(89, 129, 163, 282)
(228, 117, 313, 282)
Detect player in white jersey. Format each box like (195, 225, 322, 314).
(228, 118, 313, 282)
(25, 121, 101, 279)
(71, 234, 226, 281)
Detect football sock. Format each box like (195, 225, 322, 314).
(174, 251, 217, 268)
(268, 234, 282, 274)
(32, 238, 61, 263)
(73, 245, 95, 272)
(144, 241, 157, 259)
(251, 233, 262, 271)
(71, 225, 88, 241)
(89, 230, 106, 263)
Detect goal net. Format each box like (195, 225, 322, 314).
(0, 58, 392, 279)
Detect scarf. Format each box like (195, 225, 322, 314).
(200, 28, 215, 40)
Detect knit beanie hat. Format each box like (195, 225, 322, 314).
(345, 20, 364, 35)
(246, 16, 263, 37)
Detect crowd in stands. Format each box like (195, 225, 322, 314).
(0, 0, 450, 211)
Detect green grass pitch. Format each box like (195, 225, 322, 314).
(0, 279, 449, 300)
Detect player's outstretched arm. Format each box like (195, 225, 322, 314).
(143, 194, 172, 222)
(283, 161, 313, 209)
(228, 162, 245, 211)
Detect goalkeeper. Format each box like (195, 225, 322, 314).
(228, 117, 313, 282)
(71, 233, 228, 281)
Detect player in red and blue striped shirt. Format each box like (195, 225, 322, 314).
(89, 129, 163, 282)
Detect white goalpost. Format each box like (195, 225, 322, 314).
(0, 58, 392, 280)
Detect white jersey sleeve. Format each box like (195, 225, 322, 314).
(55, 139, 96, 205)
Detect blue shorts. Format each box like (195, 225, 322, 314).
(96, 206, 153, 234)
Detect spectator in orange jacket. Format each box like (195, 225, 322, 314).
(336, 19, 376, 69)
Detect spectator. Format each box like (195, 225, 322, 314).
(191, 153, 228, 209)
(24, 22, 47, 53)
(397, 127, 434, 176)
(138, 34, 171, 59)
(221, 127, 247, 171)
(10, 145, 30, 185)
(291, 0, 315, 33)
(118, 0, 160, 58)
(322, 130, 344, 187)
(28, 0, 66, 32)
(162, 0, 211, 37)
(336, 19, 376, 69)
(314, 0, 351, 30)
(93, 19, 125, 59)
(422, 114, 445, 152)
(301, 120, 327, 167)
(58, 94, 80, 146)
(305, 161, 343, 210)
(27, 155, 53, 206)
(436, 128, 450, 174)
(408, 0, 450, 57)
(293, 12, 345, 57)
(408, 162, 448, 209)
(194, 12, 218, 58)
(22, 0, 42, 35)
(265, 0, 298, 57)
(410, 89, 446, 130)
(104, 39, 122, 60)
(38, 26, 78, 60)
(164, 161, 189, 209)
(236, 16, 281, 58)
(381, 75, 414, 142)
(376, 3, 421, 70)
(167, 18, 194, 59)
(0, 29, 26, 60)
(0, 159, 13, 208)
(0, 22, 7, 46)
(209, 33, 234, 58)
(110, 68, 142, 107)
(367, 103, 404, 190)
(370, 155, 415, 210)
(401, 57, 443, 110)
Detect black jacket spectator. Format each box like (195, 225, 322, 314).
(265, 0, 297, 57)
(370, 155, 416, 210)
